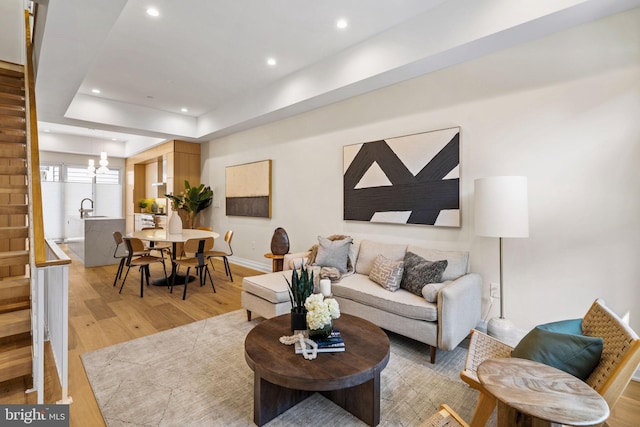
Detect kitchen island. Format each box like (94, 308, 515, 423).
(67, 217, 125, 267)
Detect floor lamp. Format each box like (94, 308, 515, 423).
(474, 176, 529, 344)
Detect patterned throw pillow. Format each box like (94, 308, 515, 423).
(369, 254, 405, 291)
(315, 236, 353, 274)
(400, 251, 448, 296)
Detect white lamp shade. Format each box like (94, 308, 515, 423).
(475, 176, 529, 238)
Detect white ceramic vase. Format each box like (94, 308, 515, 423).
(168, 211, 182, 234)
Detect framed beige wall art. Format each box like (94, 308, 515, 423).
(225, 159, 272, 218)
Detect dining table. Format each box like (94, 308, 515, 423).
(129, 228, 220, 286)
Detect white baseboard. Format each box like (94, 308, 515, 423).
(227, 256, 271, 274)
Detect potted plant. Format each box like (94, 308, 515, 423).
(165, 180, 213, 228)
(138, 199, 148, 212)
(285, 264, 314, 332)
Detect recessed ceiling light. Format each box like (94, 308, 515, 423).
(44, 129, 50, 132)
(266, 57, 277, 67)
(146, 7, 159, 17)
(336, 18, 348, 29)
(111, 138, 117, 141)
(181, 107, 188, 113)
(91, 88, 101, 94)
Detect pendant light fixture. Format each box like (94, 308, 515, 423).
(87, 159, 96, 178)
(97, 151, 110, 174)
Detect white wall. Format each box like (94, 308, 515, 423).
(0, 0, 24, 65)
(201, 9, 640, 334)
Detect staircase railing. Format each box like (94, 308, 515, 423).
(23, 8, 72, 405)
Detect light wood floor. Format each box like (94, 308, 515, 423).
(0, 245, 638, 426)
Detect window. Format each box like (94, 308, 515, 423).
(40, 164, 60, 182)
(65, 166, 120, 184)
(96, 169, 120, 184)
(66, 166, 93, 183)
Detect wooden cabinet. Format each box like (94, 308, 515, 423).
(125, 140, 200, 233)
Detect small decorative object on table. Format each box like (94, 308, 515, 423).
(285, 265, 314, 332)
(305, 293, 340, 340)
(270, 227, 290, 255)
(294, 329, 345, 354)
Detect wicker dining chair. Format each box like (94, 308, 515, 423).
(429, 298, 640, 427)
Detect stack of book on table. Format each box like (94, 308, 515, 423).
(294, 329, 345, 354)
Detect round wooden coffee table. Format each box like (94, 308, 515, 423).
(244, 313, 390, 426)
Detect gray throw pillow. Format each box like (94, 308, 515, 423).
(400, 251, 448, 296)
(315, 236, 353, 274)
(369, 254, 404, 292)
(422, 282, 448, 302)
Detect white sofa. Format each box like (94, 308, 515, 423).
(242, 239, 482, 363)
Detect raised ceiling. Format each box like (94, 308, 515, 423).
(34, 0, 640, 156)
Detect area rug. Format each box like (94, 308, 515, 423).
(82, 310, 493, 426)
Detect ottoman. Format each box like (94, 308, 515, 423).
(242, 271, 292, 321)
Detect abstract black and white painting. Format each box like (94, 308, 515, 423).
(343, 127, 460, 227)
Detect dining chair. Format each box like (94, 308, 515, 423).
(170, 237, 215, 300)
(119, 237, 168, 298)
(205, 230, 234, 282)
(112, 231, 129, 287)
(422, 298, 640, 427)
(112, 231, 150, 287)
(141, 226, 172, 258)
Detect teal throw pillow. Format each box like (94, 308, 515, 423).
(511, 318, 603, 380)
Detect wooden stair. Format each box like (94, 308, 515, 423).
(0, 62, 31, 384)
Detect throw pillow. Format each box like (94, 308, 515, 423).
(369, 254, 405, 291)
(511, 318, 603, 381)
(400, 251, 448, 296)
(422, 282, 448, 303)
(315, 236, 353, 274)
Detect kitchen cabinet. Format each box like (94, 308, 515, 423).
(134, 213, 168, 231)
(125, 140, 200, 233)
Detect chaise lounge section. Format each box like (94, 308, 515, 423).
(242, 238, 482, 363)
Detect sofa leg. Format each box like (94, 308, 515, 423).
(246, 310, 252, 321)
(430, 346, 437, 364)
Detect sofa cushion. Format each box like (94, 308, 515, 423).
(316, 236, 353, 273)
(511, 319, 604, 381)
(369, 254, 404, 291)
(406, 246, 469, 281)
(355, 240, 407, 275)
(332, 274, 438, 321)
(242, 273, 291, 304)
(400, 252, 448, 296)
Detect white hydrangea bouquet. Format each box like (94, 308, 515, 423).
(305, 293, 340, 332)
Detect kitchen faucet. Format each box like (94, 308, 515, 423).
(79, 198, 94, 218)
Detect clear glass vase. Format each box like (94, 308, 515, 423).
(308, 321, 332, 340)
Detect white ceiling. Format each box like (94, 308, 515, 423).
(33, 0, 640, 157)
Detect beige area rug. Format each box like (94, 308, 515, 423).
(82, 310, 494, 426)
